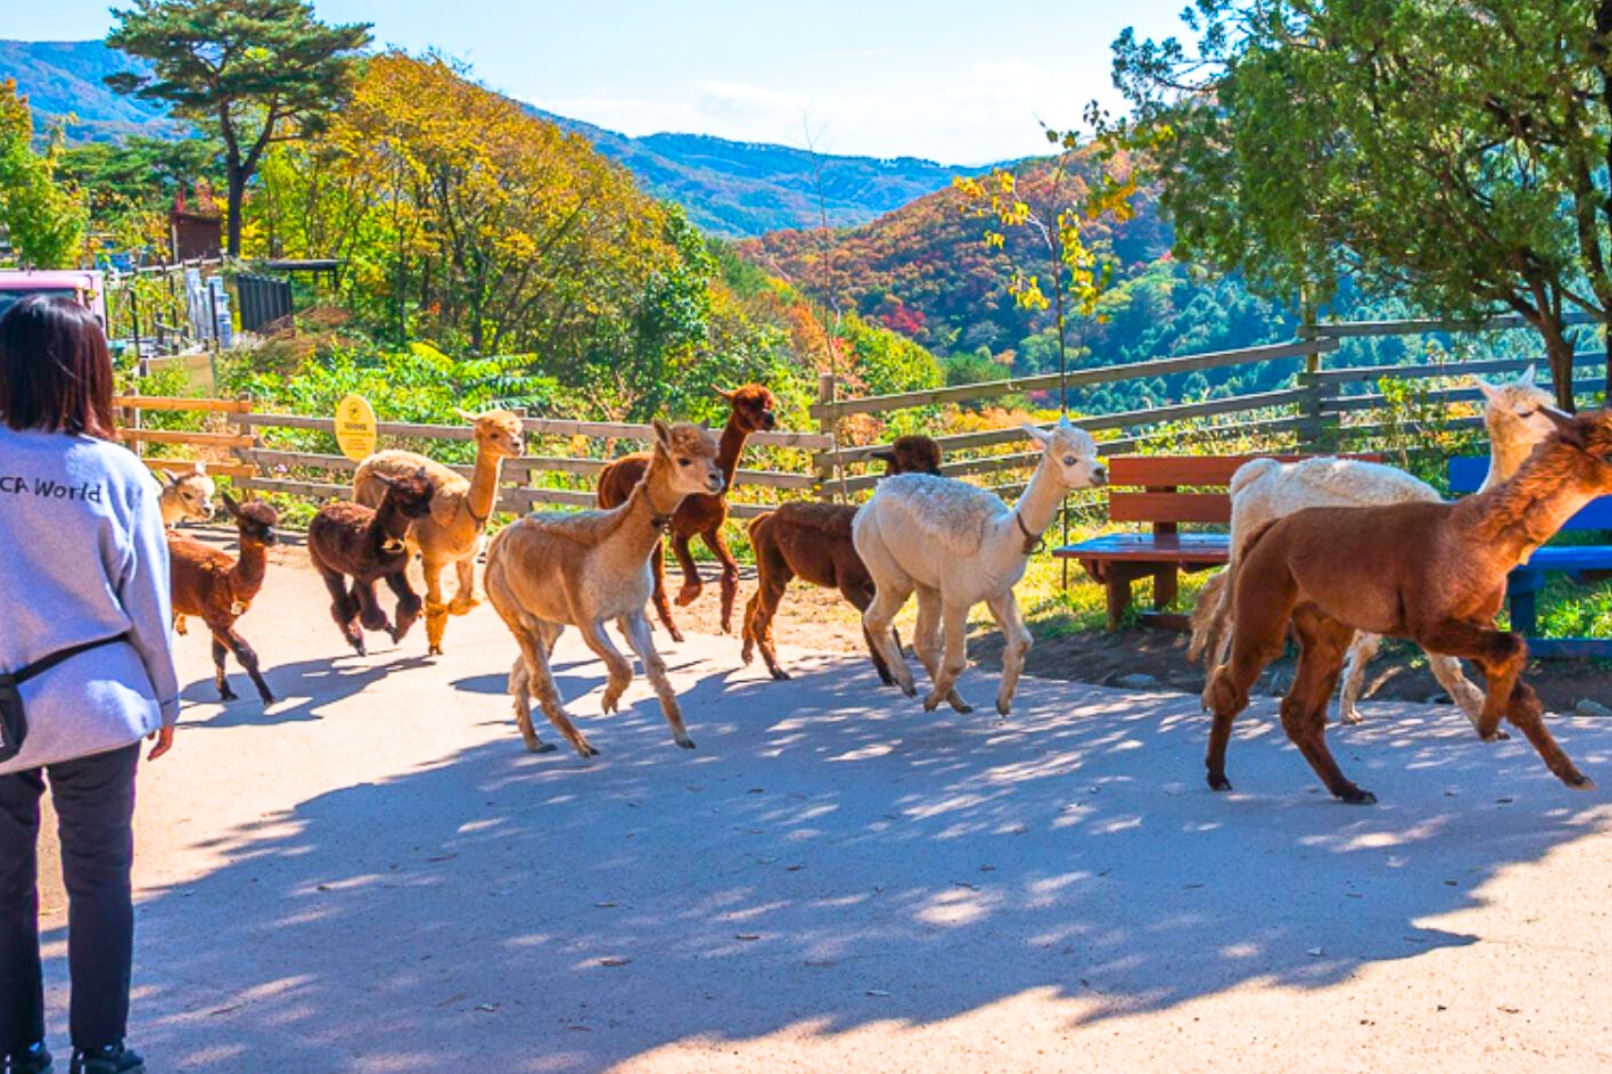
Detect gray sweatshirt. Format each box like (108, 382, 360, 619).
(0, 426, 180, 774)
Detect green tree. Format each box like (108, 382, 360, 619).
(1111, 1, 1612, 408)
(106, 0, 371, 256)
(0, 80, 87, 269)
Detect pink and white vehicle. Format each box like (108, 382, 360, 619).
(0, 270, 107, 325)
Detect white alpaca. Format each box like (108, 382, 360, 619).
(854, 416, 1108, 716)
(155, 462, 216, 527)
(1191, 366, 1557, 726)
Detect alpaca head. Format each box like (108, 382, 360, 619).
(1023, 416, 1106, 490)
(1475, 366, 1556, 452)
(457, 408, 525, 461)
(376, 466, 438, 521)
(714, 384, 778, 433)
(160, 462, 216, 522)
(1538, 407, 1612, 493)
(221, 492, 279, 547)
(872, 435, 943, 476)
(653, 419, 724, 497)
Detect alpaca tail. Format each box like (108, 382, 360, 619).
(1227, 456, 1283, 498)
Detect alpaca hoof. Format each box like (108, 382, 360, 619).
(602, 692, 623, 715)
(675, 736, 697, 750)
(448, 595, 479, 616)
(768, 667, 792, 682)
(900, 681, 918, 699)
(1482, 730, 1511, 742)
(996, 699, 1011, 717)
(573, 741, 600, 759)
(668, 629, 685, 644)
(922, 693, 942, 712)
(525, 739, 558, 754)
(218, 687, 238, 703)
(675, 584, 702, 607)
(1339, 788, 1378, 805)
(1563, 772, 1596, 791)
(428, 645, 443, 657)
(1340, 710, 1364, 726)
(875, 669, 895, 687)
(1207, 772, 1232, 792)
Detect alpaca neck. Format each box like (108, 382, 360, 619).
(371, 497, 414, 550)
(1482, 425, 1538, 492)
(232, 538, 268, 598)
(465, 444, 506, 526)
(1008, 456, 1067, 549)
(619, 458, 688, 552)
(717, 421, 752, 486)
(1465, 444, 1601, 564)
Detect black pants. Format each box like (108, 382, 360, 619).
(0, 742, 139, 1054)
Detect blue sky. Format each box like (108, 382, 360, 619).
(11, 0, 1191, 163)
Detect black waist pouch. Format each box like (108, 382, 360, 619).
(0, 634, 130, 764)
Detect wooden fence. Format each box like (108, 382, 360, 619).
(116, 310, 1606, 520)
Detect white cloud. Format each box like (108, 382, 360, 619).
(533, 57, 1117, 165)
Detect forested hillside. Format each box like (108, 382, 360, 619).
(0, 40, 170, 141)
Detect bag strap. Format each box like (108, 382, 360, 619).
(9, 633, 130, 685)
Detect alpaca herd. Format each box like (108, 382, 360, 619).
(153, 369, 1606, 808)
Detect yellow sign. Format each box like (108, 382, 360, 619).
(335, 393, 378, 461)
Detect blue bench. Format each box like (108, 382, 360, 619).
(1449, 455, 1612, 658)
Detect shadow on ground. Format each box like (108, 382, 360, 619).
(62, 651, 1612, 1073)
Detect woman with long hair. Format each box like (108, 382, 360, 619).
(0, 296, 178, 1074)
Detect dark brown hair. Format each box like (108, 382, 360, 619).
(0, 295, 116, 438)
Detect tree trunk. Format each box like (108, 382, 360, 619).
(225, 166, 246, 259)
(1538, 317, 1577, 411)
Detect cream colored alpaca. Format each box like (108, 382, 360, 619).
(155, 462, 216, 527)
(354, 408, 525, 655)
(486, 420, 723, 757)
(1191, 367, 1556, 725)
(855, 417, 1109, 716)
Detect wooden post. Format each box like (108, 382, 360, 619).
(816, 372, 838, 502)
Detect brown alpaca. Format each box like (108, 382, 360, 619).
(354, 408, 525, 655)
(168, 493, 279, 705)
(596, 384, 777, 640)
(1205, 408, 1612, 804)
(741, 436, 944, 683)
(308, 468, 436, 656)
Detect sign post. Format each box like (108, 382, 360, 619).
(335, 394, 378, 461)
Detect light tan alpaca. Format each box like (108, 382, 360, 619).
(155, 462, 216, 527)
(1189, 367, 1555, 725)
(486, 420, 723, 757)
(354, 408, 525, 655)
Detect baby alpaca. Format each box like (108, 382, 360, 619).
(308, 468, 436, 655)
(156, 462, 216, 527)
(168, 493, 278, 705)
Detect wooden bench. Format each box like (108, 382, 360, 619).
(1449, 456, 1612, 659)
(1053, 454, 1381, 630)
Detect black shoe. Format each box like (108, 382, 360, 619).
(6, 1042, 54, 1074)
(68, 1045, 141, 1074)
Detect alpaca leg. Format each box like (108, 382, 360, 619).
(1204, 590, 1293, 793)
(420, 555, 451, 656)
(707, 527, 742, 634)
(209, 634, 237, 701)
(910, 586, 971, 713)
(1424, 652, 1487, 732)
(222, 626, 275, 707)
(383, 570, 424, 645)
(623, 610, 695, 749)
(746, 561, 794, 681)
(1416, 621, 1531, 741)
(862, 578, 916, 698)
(355, 579, 393, 635)
(174, 613, 188, 636)
(506, 657, 554, 754)
(1336, 631, 1378, 725)
(578, 619, 634, 715)
(988, 592, 1033, 717)
(671, 533, 703, 608)
(1285, 609, 1374, 803)
(1498, 680, 1593, 790)
(513, 621, 593, 757)
(648, 540, 684, 643)
(924, 601, 973, 714)
(447, 555, 479, 615)
(846, 582, 896, 686)
(316, 564, 365, 655)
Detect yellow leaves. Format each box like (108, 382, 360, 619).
(985, 230, 1005, 250)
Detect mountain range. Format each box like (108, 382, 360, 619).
(3, 38, 986, 237)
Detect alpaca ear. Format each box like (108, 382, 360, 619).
(157, 469, 177, 487)
(414, 465, 430, 482)
(1518, 364, 1537, 387)
(191, 461, 207, 475)
(1022, 423, 1053, 448)
(1542, 406, 1584, 445)
(652, 418, 673, 451)
(1473, 377, 1503, 405)
(712, 386, 736, 402)
(220, 491, 241, 518)
(453, 407, 477, 421)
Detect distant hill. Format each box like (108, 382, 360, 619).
(3, 39, 986, 236)
(0, 39, 172, 142)
(530, 108, 1005, 237)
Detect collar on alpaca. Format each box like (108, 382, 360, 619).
(465, 500, 490, 529)
(650, 513, 675, 534)
(1014, 511, 1044, 555)
(382, 536, 407, 556)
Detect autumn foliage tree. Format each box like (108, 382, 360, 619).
(0, 79, 87, 269)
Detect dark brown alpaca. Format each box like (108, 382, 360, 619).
(741, 436, 944, 682)
(1205, 408, 1612, 804)
(596, 384, 777, 640)
(168, 493, 279, 705)
(308, 468, 436, 655)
